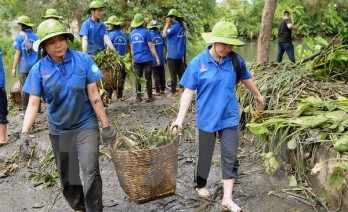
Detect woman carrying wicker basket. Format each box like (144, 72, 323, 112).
(18, 19, 116, 211)
(171, 21, 265, 212)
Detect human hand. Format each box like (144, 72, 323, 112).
(12, 68, 16, 77)
(19, 132, 35, 159)
(170, 121, 183, 135)
(255, 95, 266, 110)
(156, 57, 160, 66)
(101, 127, 117, 145)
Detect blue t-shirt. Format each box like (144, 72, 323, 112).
(108, 29, 127, 56)
(129, 27, 153, 63)
(13, 29, 39, 73)
(166, 21, 186, 59)
(0, 46, 5, 88)
(179, 47, 252, 132)
(149, 30, 166, 67)
(79, 18, 108, 56)
(23, 49, 103, 135)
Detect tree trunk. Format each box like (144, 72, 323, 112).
(256, 0, 276, 63)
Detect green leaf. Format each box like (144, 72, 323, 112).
(287, 138, 297, 150)
(290, 115, 328, 129)
(138, 77, 146, 85)
(246, 123, 269, 135)
(334, 162, 348, 170)
(268, 190, 276, 195)
(33, 200, 46, 208)
(333, 135, 348, 152)
(288, 175, 297, 187)
(327, 169, 346, 190)
(311, 163, 323, 175)
(294, 102, 309, 117)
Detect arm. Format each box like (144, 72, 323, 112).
(148, 42, 160, 66)
(162, 17, 171, 38)
(21, 95, 41, 132)
(130, 43, 134, 64)
(241, 78, 265, 109)
(12, 50, 21, 77)
(104, 35, 116, 52)
(171, 88, 194, 132)
(87, 82, 110, 128)
(81, 36, 88, 54)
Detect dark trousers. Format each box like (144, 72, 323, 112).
(0, 87, 8, 124)
(276, 42, 295, 63)
(117, 67, 127, 99)
(195, 127, 240, 188)
(18, 73, 29, 113)
(134, 61, 153, 98)
(50, 128, 102, 212)
(167, 58, 184, 94)
(152, 65, 166, 92)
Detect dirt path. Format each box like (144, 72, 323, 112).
(0, 94, 320, 211)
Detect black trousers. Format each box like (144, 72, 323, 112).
(152, 65, 166, 92)
(134, 61, 153, 98)
(167, 58, 184, 94)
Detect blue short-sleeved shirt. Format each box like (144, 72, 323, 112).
(129, 27, 153, 63)
(166, 21, 186, 59)
(13, 29, 39, 73)
(179, 46, 252, 132)
(108, 29, 127, 56)
(23, 49, 103, 135)
(149, 30, 165, 67)
(0, 46, 5, 87)
(79, 18, 108, 56)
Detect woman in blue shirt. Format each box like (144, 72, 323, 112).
(18, 19, 116, 211)
(11, 15, 39, 115)
(171, 21, 265, 212)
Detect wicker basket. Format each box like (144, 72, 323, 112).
(109, 138, 179, 204)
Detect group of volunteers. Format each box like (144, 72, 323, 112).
(1, 0, 268, 211)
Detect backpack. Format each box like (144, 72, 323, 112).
(19, 31, 33, 55)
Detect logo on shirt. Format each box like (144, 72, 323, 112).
(199, 64, 207, 72)
(43, 70, 51, 79)
(91, 64, 100, 74)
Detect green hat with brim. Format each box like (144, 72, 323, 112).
(131, 13, 149, 28)
(201, 21, 245, 46)
(88, 0, 105, 11)
(43, 9, 63, 19)
(33, 19, 74, 51)
(166, 9, 182, 18)
(104, 16, 124, 26)
(146, 20, 160, 29)
(17, 15, 35, 27)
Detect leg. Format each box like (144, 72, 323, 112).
(167, 58, 177, 94)
(276, 43, 285, 63)
(284, 42, 296, 63)
(176, 59, 185, 93)
(219, 127, 242, 211)
(195, 129, 216, 188)
(152, 66, 160, 94)
(18, 73, 30, 113)
(134, 63, 143, 101)
(76, 128, 103, 212)
(158, 65, 166, 93)
(117, 67, 127, 99)
(0, 87, 9, 143)
(50, 133, 86, 211)
(144, 62, 153, 99)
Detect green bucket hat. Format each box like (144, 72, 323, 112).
(131, 13, 148, 28)
(89, 0, 105, 10)
(17, 15, 35, 27)
(201, 21, 245, 46)
(43, 9, 63, 19)
(166, 9, 182, 18)
(104, 16, 124, 26)
(33, 19, 74, 51)
(146, 20, 160, 29)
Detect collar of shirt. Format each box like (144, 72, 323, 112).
(204, 45, 232, 66)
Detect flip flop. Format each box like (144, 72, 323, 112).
(195, 187, 210, 200)
(221, 202, 243, 212)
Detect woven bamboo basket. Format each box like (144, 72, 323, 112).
(109, 138, 179, 204)
(10, 81, 21, 105)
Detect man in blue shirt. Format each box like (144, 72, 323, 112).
(105, 15, 127, 99)
(147, 20, 166, 95)
(171, 21, 265, 212)
(19, 19, 116, 211)
(162, 9, 186, 97)
(129, 13, 160, 102)
(79, 0, 116, 56)
(11, 15, 39, 115)
(0, 45, 9, 146)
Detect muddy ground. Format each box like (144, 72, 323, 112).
(0, 90, 322, 212)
